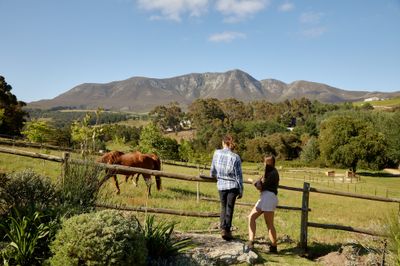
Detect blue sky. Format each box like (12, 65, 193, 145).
(1, 0, 399, 103)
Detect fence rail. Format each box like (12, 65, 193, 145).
(1, 146, 398, 252)
(163, 159, 260, 175)
(200, 197, 310, 212)
(309, 187, 400, 203)
(95, 203, 219, 218)
(0, 138, 74, 152)
(307, 222, 387, 237)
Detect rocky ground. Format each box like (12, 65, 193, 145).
(170, 233, 387, 266)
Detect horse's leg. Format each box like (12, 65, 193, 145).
(113, 175, 120, 195)
(134, 173, 140, 187)
(125, 174, 130, 183)
(98, 172, 112, 189)
(143, 174, 152, 197)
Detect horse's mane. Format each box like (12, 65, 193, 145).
(97, 151, 125, 164)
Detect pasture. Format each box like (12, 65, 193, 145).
(0, 145, 399, 264)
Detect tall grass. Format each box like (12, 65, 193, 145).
(387, 212, 400, 265)
(0, 210, 51, 266)
(59, 160, 103, 215)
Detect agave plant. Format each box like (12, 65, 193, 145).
(143, 215, 194, 260)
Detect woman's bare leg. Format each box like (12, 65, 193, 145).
(263, 211, 277, 246)
(248, 206, 263, 242)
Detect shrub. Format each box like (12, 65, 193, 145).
(143, 215, 193, 263)
(0, 171, 61, 265)
(49, 210, 147, 266)
(0, 170, 59, 217)
(59, 160, 102, 215)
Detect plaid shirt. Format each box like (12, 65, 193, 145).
(210, 148, 243, 194)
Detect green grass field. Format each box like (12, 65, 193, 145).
(354, 96, 400, 108)
(1, 145, 399, 264)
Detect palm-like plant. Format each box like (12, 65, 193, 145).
(143, 215, 194, 260)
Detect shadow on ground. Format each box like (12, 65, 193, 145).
(154, 187, 212, 199)
(357, 171, 400, 178)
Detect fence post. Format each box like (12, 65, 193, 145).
(62, 152, 70, 186)
(196, 164, 200, 203)
(300, 182, 310, 252)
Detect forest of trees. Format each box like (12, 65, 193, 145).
(1, 75, 399, 172)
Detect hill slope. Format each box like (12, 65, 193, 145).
(29, 69, 400, 111)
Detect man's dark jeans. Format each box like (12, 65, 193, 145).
(218, 188, 240, 231)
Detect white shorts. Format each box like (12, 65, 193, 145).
(255, 190, 278, 212)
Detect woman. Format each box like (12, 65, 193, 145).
(247, 155, 279, 253)
(210, 135, 243, 241)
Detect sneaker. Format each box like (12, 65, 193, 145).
(246, 241, 254, 250)
(269, 245, 278, 254)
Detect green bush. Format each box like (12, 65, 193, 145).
(0, 170, 59, 217)
(49, 210, 147, 266)
(0, 171, 61, 265)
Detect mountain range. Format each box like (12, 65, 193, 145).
(28, 69, 400, 111)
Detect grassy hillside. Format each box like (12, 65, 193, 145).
(355, 96, 400, 108)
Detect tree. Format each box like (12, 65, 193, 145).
(319, 115, 387, 172)
(220, 98, 249, 126)
(0, 108, 4, 126)
(22, 120, 56, 143)
(178, 140, 195, 162)
(0, 76, 28, 135)
(188, 98, 225, 129)
(138, 123, 179, 160)
(149, 102, 184, 132)
(70, 111, 104, 156)
(300, 136, 320, 163)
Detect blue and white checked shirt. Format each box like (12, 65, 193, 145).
(210, 148, 243, 194)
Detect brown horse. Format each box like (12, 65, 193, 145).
(97, 150, 161, 196)
(126, 153, 161, 187)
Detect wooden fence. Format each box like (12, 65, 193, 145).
(163, 159, 261, 175)
(1, 146, 400, 252)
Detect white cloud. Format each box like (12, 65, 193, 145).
(278, 2, 294, 12)
(215, 0, 269, 23)
(300, 27, 327, 38)
(208, 31, 246, 42)
(300, 11, 324, 24)
(137, 0, 209, 21)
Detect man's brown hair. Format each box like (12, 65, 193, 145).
(222, 134, 235, 149)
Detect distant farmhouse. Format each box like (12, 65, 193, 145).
(364, 97, 381, 102)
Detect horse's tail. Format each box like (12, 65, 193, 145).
(153, 155, 162, 191)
